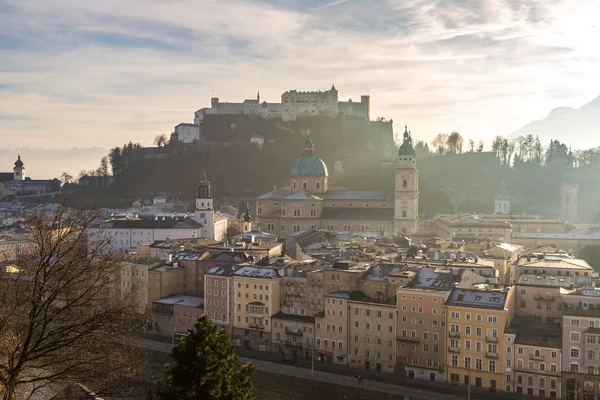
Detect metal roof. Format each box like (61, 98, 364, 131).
(407, 266, 463, 291)
(233, 266, 280, 279)
(446, 288, 508, 310)
(517, 274, 591, 288)
(153, 295, 204, 308)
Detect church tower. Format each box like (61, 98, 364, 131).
(393, 125, 419, 235)
(13, 154, 24, 181)
(194, 172, 215, 239)
(494, 178, 511, 215)
(560, 182, 578, 223)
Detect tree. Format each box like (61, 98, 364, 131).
(414, 140, 430, 156)
(467, 139, 475, 152)
(60, 172, 73, 185)
(446, 131, 464, 155)
(150, 315, 255, 400)
(154, 134, 169, 147)
(0, 205, 141, 399)
(476, 141, 484, 153)
(432, 133, 448, 155)
(491, 136, 504, 160)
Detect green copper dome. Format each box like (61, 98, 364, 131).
(290, 133, 328, 176)
(398, 124, 416, 156)
(290, 156, 328, 176)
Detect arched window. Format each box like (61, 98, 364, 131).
(302, 182, 308, 190)
(403, 179, 408, 188)
(293, 182, 296, 190)
(316, 181, 320, 190)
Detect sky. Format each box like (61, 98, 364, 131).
(1, 0, 599, 150)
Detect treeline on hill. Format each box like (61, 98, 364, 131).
(69, 118, 600, 221)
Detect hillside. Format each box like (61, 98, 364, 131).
(510, 95, 600, 148)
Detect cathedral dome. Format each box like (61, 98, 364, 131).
(14, 155, 24, 168)
(290, 133, 328, 176)
(290, 156, 328, 177)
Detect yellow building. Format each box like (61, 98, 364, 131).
(118, 256, 162, 315)
(232, 266, 281, 351)
(444, 287, 515, 392)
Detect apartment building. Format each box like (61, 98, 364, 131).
(280, 270, 324, 317)
(504, 320, 562, 397)
(147, 261, 187, 312)
(358, 263, 405, 303)
(232, 266, 282, 351)
(204, 264, 240, 334)
(348, 300, 396, 373)
(271, 313, 315, 359)
(315, 291, 350, 365)
(322, 264, 363, 294)
(149, 294, 204, 335)
(445, 287, 516, 392)
(118, 257, 162, 315)
(515, 255, 594, 279)
(562, 290, 600, 400)
(396, 266, 469, 382)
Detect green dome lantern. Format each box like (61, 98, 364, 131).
(398, 124, 416, 156)
(290, 132, 328, 176)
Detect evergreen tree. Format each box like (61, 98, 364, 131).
(150, 315, 256, 400)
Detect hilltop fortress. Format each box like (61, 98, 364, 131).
(193, 85, 370, 124)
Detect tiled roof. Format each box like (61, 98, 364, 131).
(445, 288, 508, 310)
(320, 207, 394, 220)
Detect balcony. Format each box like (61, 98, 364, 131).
(249, 323, 265, 330)
(534, 293, 555, 301)
(285, 327, 303, 337)
(397, 335, 421, 343)
(449, 331, 460, 338)
(449, 347, 460, 353)
(530, 354, 544, 361)
(486, 336, 498, 343)
(249, 311, 265, 318)
(486, 352, 498, 358)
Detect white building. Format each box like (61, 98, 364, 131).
(101, 173, 227, 253)
(174, 123, 201, 143)
(281, 86, 339, 121)
(194, 92, 282, 124)
(393, 125, 419, 234)
(494, 179, 511, 215)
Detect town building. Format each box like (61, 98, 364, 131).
(561, 289, 600, 400)
(0, 155, 59, 196)
(204, 264, 241, 334)
(174, 123, 201, 143)
(396, 266, 472, 382)
(494, 179, 511, 215)
(315, 291, 350, 365)
(0, 233, 31, 261)
(255, 127, 418, 237)
(348, 300, 397, 373)
(515, 254, 594, 280)
(150, 294, 204, 335)
(561, 182, 579, 223)
(435, 214, 513, 243)
(117, 256, 162, 315)
(444, 287, 516, 392)
(271, 312, 315, 360)
(280, 270, 324, 317)
(231, 265, 282, 351)
(504, 319, 562, 397)
(512, 231, 600, 258)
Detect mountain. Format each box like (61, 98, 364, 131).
(510, 95, 600, 148)
(0, 147, 109, 180)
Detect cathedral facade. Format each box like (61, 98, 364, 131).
(255, 126, 419, 237)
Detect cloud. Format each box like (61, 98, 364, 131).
(0, 0, 598, 152)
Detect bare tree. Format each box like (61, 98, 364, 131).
(60, 172, 73, 185)
(0, 206, 142, 400)
(476, 140, 484, 153)
(432, 133, 449, 155)
(467, 139, 475, 152)
(154, 134, 169, 147)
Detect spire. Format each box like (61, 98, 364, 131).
(14, 153, 24, 168)
(257, 90, 260, 102)
(303, 131, 315, 156)
(242, 202, 251, 222)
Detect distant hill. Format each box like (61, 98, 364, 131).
(510, 95, 600, 148)
(0, 147, 108, 180)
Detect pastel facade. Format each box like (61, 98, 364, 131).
(271, 313, 315, 359)
(315, 291, 350, 365)
(348, 301, 397, 373)
(150, 295, 204, 335)
(445, 287, 516, 392)
(203, 264, 239, 333)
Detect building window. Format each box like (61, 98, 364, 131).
(326, 224, 334, 231)
(316, 182, 320, 190)
(310, 209, 316, 217)
(257, 208, 262, 215)
(280, 224, 285, 232)
(402, 210, 407, 218)
(302, 182, 307, 190)
(267, 223, 275, 231)
(293, 209, 301, 217)
(292, 225, 301, 232)
(402, 179, 407, 188)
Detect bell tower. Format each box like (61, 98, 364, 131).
(393, 125, 419, 235)
(194, 172, 215, 239)
(13, 154, 24, 181)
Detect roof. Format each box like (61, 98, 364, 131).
(50, 383, 104, 400)
(206, 264, 240, 276)
(362, 263, 404, 281)
(407, 266, 464, 291)
(518, 257, 593, 271)
(326, 291, 351, 299)
(322, 190, 393, 200)
(290, 156, 328, 176)
(517, 274, 592, 288)
(445, 288, 508, 310)
(398, 127, 416, 156)
(212, 251, 251, 263)
(284, 190, 323, 200)
(233, 266, 281, 279)
(106, 217, 201, 229)
(271, 312, 315, 324)
(513, 231, 600, 239)
(509, 325, 561, 348)
(320, 207, 394, 220)
(153, 295, 204, 308)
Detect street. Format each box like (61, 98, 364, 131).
(136, 338, 461, 400)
